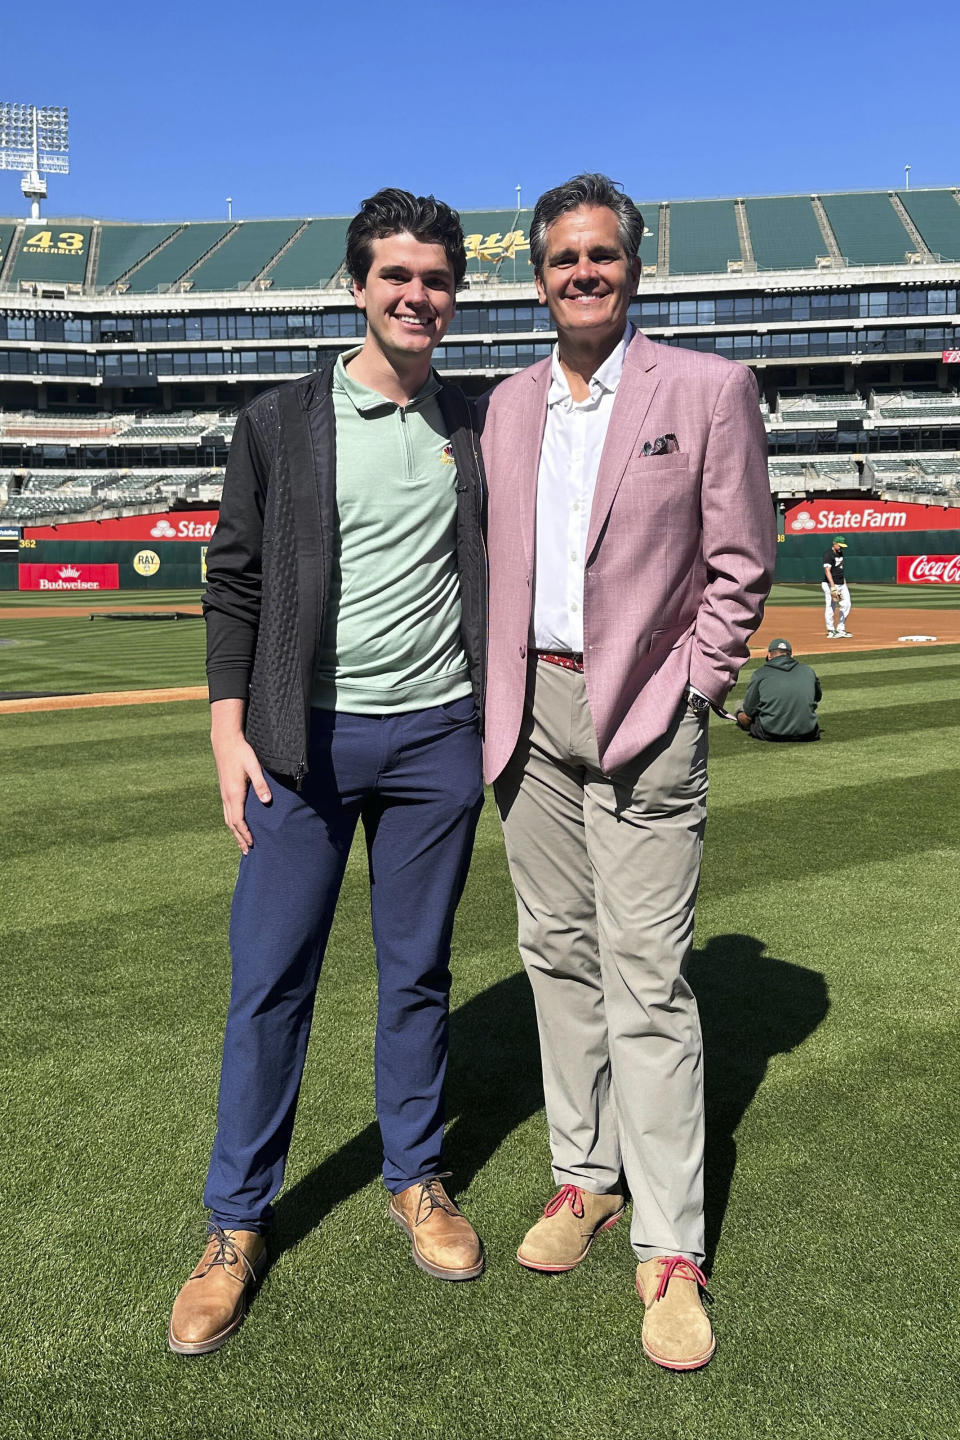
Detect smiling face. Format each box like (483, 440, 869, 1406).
(534, 204, 641, 360)
(352, 231, 456, 375)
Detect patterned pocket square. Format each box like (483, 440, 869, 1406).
(640, 433, 680, 456)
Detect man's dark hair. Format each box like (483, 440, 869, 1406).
(529, 173, 644, 277)
(345, 188, 467, 288)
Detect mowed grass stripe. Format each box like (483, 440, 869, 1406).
(703, 765, 956, 896)
(0, 615, 206, 692)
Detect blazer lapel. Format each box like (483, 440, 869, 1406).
(585, 332, 661, 558)
(518, 361, 550, 572)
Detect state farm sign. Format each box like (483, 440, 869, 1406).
(20, 563, 120, 591)
(24, 510, 219, 543)
(786, 499, 960, 534)
(897, 554, 960, 584)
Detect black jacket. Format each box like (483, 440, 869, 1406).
(203, 364, 487, 781)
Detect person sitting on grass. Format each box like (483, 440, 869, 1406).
(736, 638, 821, 742)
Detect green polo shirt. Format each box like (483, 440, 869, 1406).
(311, 350, 471, 713)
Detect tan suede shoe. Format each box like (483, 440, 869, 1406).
(388, 1174, 483, 1281)
(517, 1185, 625, 1272)
(636, 1256, 715, 1371)
(168, 1226, 267, 1355)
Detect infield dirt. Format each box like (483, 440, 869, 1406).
(752, 606, 960, 655)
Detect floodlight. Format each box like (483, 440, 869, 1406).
(0, 99, 70, 218)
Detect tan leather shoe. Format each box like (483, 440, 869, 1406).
(168, 1226, 267, 1355)
(636, 1256, 715, 1371)
(388, 1174, 483, 1281)
(517, 1184, 625, 1272)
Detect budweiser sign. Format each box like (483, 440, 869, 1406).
(19, 562, 120, 591)
(897, 554, 960, 584)
(943, 350, 960, 363)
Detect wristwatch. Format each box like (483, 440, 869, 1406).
(685, 688, 711, 717)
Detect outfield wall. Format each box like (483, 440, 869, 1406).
(10, 539, 206, 591)
(775, 529, 960, 583)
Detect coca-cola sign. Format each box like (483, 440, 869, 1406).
(897, 554, 960, 584)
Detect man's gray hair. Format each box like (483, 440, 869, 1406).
(529, 173, 644, 277)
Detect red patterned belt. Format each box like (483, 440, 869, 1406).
(536, 650, 584, 673)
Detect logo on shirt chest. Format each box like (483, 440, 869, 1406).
(441, 444, 455, 466)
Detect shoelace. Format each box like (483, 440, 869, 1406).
(543, 1184, 586, 1220)
(654, 1255, 713, 1304)
(414, 1173, 460, 1227)
(198, 1224, 259, 1282)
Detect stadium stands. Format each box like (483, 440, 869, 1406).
(0, 223, 18, 272)
(187, 220, 303, 291)
(95, 223, 180, 289)
(897, 190, 960, 263)
(264, 218, 351, 290)
(122, 223, 233, 293)
(667, 200, 742, 276)
(744, 196, 827, 271)
(775, 393, 869, 424)
(8, 224, 92, 287)
(872, 390, 960, 421)
(1, 184, 958, 545)
(819, 193, 914, 266)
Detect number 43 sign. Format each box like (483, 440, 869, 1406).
(23, 229, 85, 255)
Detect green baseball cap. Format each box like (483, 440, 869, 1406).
(768, 638, 792, 654)
(832, 536, 848, 546)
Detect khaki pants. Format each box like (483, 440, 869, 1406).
(495, 659, 708, 1262)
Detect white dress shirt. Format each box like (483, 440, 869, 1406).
(534, 324, 634, 652)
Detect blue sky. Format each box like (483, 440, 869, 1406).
(1, 0, 955, 221)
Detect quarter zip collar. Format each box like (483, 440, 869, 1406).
(334, 348, 442, 416)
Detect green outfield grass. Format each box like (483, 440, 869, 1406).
(2, 584, 958, 700)
(1, 637, 959, 1439)
(0, 592, 205, 695)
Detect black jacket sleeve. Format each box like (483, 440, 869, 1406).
(202, 408, 270, 703)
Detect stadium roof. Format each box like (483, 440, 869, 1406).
(1, 187, 958, 295)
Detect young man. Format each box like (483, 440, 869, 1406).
(736, 638, 822, 741)
(480, 173, 775, 1371)
(822, 536, 852, 637)
(169, 190, 487, 1356)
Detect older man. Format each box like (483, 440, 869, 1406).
(480, 173, 776, 1370)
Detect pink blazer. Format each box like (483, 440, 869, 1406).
(481, 330, 776, 783)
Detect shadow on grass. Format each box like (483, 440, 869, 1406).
(689, 933, 829, 1268)
(270, 940, 827, 1274)
(270, 970, 542, 1263)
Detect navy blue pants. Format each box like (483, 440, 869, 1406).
(203, 696, 483, 1231)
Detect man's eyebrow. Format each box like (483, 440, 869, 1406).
(377, 264, 452, 282)
(547, 245, 622, 263)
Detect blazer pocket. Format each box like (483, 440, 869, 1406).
(628, 452, 690, 472)
(646, 619, 694, 655)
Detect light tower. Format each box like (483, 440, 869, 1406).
(0, 101, 70, 220)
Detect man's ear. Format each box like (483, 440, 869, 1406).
(353, 279, 366, 311)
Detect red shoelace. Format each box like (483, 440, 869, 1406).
(653, 1255, 712, 1302)
(543, 1184, 586, 1219)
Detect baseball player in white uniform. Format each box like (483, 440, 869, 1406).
(822, 536, 851, 638)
